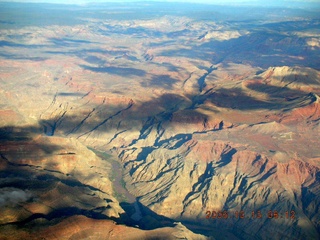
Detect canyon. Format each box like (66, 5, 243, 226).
(0, 2, 320, 239)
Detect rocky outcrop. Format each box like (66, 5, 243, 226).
(119, 134, 319, 239)
(1, 215, 209, 240)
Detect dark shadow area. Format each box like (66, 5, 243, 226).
(0, 126, 64, 165)
(0, 52, 47, 61)
(160, 24, 320, 69)
(142, 74, 178, 90)
(0, 126, 110, 229)
(1, 129, 313, 240)
(0, 126, 34, 142)
(159, 62, 183, 72)
(79, 64, 146, 77)
(207, 87, 275, 110)
(205, 85, 313, 111)
(32, 79, 317, 141)
(83, 55, 106, 65)
(10, 207, 111, 227)
(166, 29, 191, 38)
(0, 131, 180, 235)
(183, 162, 215, 201)
(98, 25, 164, 38)
(36, 174, 105, 193)
(48, 93, 188, 139)
(43, 49, 132, 65)
(217, 148, 237, 168)
(56, 92, 86, 97)
(123, 27, 163, 38)
(0, 88, 317, 237)
(156, 133, 192, 149)
(198, 66, 217, 92)
(115, 54, 139, 62)
(137, 93, 187, 116)
(0, 126, 38, 142)
(44, 48, 128, 56)
(49, 38, 93, 47)
(118, 201, 175, 230)
(0, 40, 46, 48)
(160, 46, 215, 63)
(262, 19, 320, 32)
(246, 81, 307, 98)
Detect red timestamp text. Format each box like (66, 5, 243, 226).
(205, 210, 296, 220)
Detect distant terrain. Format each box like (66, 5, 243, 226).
(0, 2, 320, 239)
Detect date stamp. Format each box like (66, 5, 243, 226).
(205, 210, 296, 220)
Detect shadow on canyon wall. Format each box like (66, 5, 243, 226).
(34, 77, 317, 139)
(0, 125, 178, 233)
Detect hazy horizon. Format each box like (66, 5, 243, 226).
(1, 0, 320, 8)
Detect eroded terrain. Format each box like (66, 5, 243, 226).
(0, 2, 320, 239)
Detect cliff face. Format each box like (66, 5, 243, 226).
(0, 130, 122, 228)
(107, 66, 320, 239)
(118, 131, 319, 239)
(0, 128, 208, 240)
